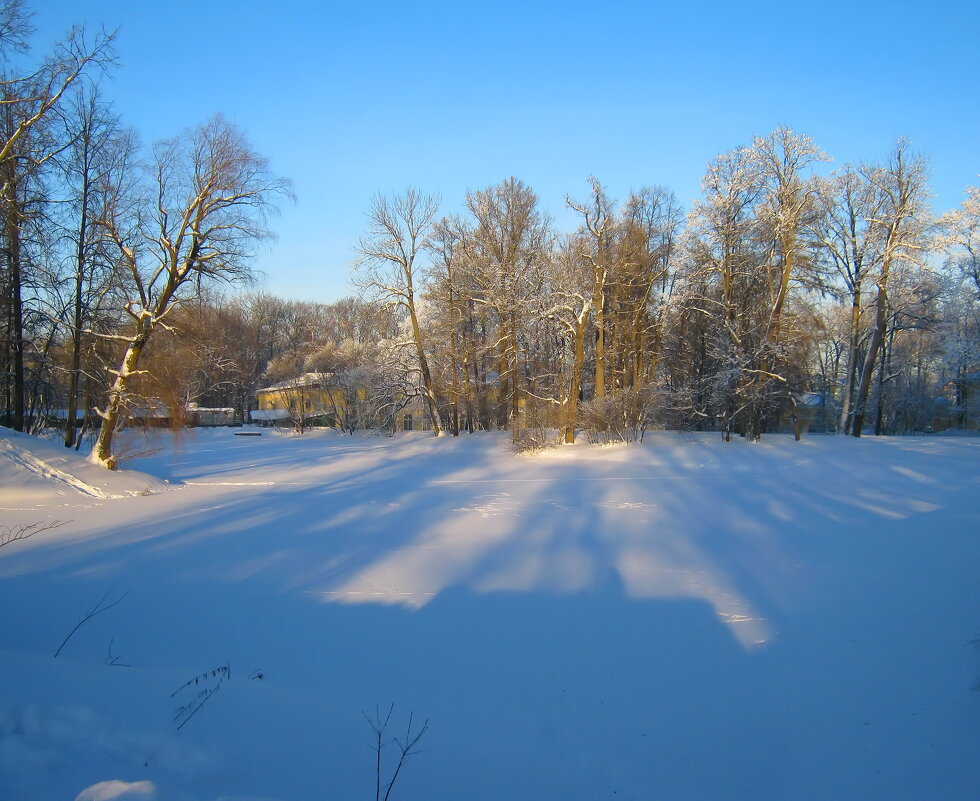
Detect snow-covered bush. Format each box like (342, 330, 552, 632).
(511, 426, 561, 454)
(579, 388, 649, 444)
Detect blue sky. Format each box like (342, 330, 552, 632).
(30, 0, 980, 304)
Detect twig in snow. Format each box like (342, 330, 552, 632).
(364, 703, 429, 801)
(170, 664, 231, 698)
(0, 520, 65, 549)
(172, 664, 230, 732)
(104, 638, 131, 667)
(54, 589, 128, 658)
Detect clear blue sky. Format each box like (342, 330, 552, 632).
(30, 0, 980, 304)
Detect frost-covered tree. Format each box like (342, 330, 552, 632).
(91, 116, 291, 468)
(567, 177, 616, 402)
(684, 141, 762, 437)
(546, 233, 596, 443)
(938, 183, 980, 296)
(850, 141, 931, 437)
(464, 177, 551, 442)
(680, 127, 826, 439)
(355, 188, 443, 436)
(609, 186, 682, 394)
(811, 166, 886, 432)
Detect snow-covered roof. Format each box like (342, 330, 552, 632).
(249, 408, 291, 421)
(257, 372, 335, 394)
(187, 404, 235, 413)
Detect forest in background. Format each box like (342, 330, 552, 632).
(2, 0, 980, 463)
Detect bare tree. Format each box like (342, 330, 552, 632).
(426, 214, 475, 434)
(548, 233, 595, 443)
(465, 177, 551, 442)
(938, 183, 980, 296)
(54, 85, 128, 448)
(567, 176, 616, 401)
(355, 188, 443, 435)
(91, 116, 291, 468)
(851, 141, 931, 437)
(744, 127, 826, 438)
(682, 128, 826, 440)
(685, 142, 763, 439)
(0, 7, 115, 193)
(0, 4, 115, 432)
(811, 167, 885, 433)
(612, 186, 682, 393)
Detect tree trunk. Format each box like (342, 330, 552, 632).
(406, 298, 442, 436)
(873, 326, 893, 436)
(594, 293, 606, 399)
(3, 170, 25, 431)
(837, 283, 861, 434)
(851, 285, 887, 438)
(562, 312, 589, 444)
(66, 171, 91, 447)
(508, 319, 520, 443)
(93, 334, 147, 469)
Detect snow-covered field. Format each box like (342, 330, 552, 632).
(1, 426, 978, 801)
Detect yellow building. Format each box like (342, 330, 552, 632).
(253, 371, 429, 432)
(253, 372, 349, 427)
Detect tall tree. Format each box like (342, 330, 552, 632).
(0, 1, 114, 430)
(567, 177, 615, 400)
(612, 186, 682, 393)
(850, 141, 930, 437)
(91, 116, 291, 467)
(465, 177, 550, 442)
(744, 127, 826, 438)
(427, 214, 474, 435)
(55, 85, 128, 447)
(548, 233, 595, 443)
(685, 143, 763, 439)
(355, 188, 443, 435)
(938, 183, 980, 296)
(811, 166, 884, 433)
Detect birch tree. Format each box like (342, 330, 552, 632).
(91, 116, 291, 468)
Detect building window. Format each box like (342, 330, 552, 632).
(403, 414, 413, 431)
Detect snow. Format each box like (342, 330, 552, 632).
(1, 426, 979, 800)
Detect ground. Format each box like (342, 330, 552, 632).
(1, 427, 978, 801)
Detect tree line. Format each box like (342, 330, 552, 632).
(356, 133, 979, 446)
(3, 0, 979, 467)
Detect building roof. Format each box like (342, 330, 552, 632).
(257, 372, 335, 394)
(250, 408, 291, 421)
